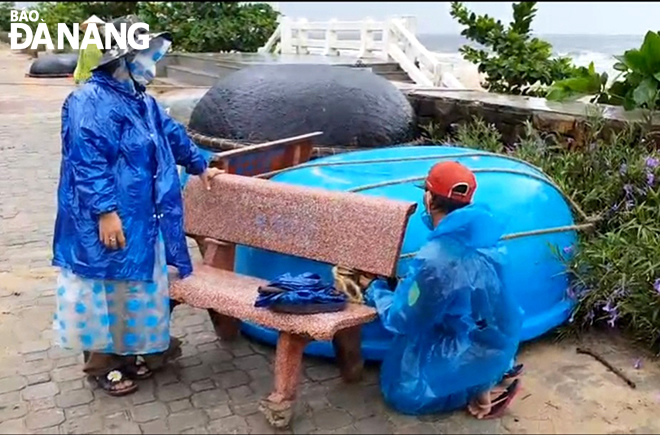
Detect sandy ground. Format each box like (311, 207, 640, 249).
(0, 44, 659, 434)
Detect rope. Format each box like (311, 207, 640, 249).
(186, 128, 253, 152)
(332, 266, 379, 304)
(348, 170, 595, 262)
(254, 150, 492, 179)
(332, 266, 365, 304)
(398, 223, 594, 260)
(257, 149, 596, 277)
(254, 149, 591, 224)
(186, 128, 363, 159)
(347, 167, 590, 224)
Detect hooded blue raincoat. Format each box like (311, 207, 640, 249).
(53, 71, 207, 282)
(365, 203, 523, 415)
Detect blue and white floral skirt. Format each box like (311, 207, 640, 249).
(53, 237, 171, 355)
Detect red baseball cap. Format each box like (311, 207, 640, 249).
(418, 161, 477, 204)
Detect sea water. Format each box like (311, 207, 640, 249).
(418, 33, 645, 88)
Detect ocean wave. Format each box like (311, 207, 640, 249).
(430, 50, 622, 87)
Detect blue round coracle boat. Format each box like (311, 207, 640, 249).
(182, 145, 577, 361)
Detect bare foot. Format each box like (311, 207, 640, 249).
(468, 391, 492, 419)
(467, 379, 521, 420)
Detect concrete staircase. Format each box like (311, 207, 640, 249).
(155, 52, 414, 88)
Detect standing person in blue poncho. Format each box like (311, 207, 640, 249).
(52, 16, 222, 396)
(362, 161, 524, 419)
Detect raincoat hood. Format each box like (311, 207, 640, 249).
(94, 15, 172, 71)
(429, 202, 506, 248)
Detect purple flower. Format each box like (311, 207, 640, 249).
(586, 310, 595, 325)
(619, 163, 628, 175)
(654, 278, 660, 294)
(634, 358, 643, 370)
(613, 285, 627, 298)
(562, 245, 574, 255)
(566, 285, 576, 300)
(602, 299, 620, 327)
(603, 300, 615, 313)
(623, 184, 634, 197)
(607, 309, 619, 328)
(647, 171, 655, 186)
(645, 156, 660, 169)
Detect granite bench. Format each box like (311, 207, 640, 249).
(171, 173, 416, 427)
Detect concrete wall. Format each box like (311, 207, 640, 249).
(403, 89, 660, 146)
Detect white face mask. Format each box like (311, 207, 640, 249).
(128, 37, 172, 85)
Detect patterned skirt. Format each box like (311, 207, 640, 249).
(53, 237, 170, 355)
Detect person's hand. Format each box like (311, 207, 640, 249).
(99, 211, 126, 250)
(358, 272, 377, 290)
(199, 167, 225, 191)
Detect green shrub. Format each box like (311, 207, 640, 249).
(0, 2, 15, 32)
(426, 116, 660, 349)
(449, 1, 575, 96)
(548, 31, 660, 112)
(545, 62, 608, 104)
(26, 1, 279, 53)
(138, 2, 279, 53)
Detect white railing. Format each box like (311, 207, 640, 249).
(258, 16, 451, 87)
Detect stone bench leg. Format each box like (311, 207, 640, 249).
(208, 311, 240, 341)
(333, 325, 364, 383)
(259, 332, 309, 428)
(197, 237, 240, 341)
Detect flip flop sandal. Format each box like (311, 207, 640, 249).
(96, 370, 138, 397)
(123, 358, 153, 380)
(489, 364, 524, 396)
(481, 379, 521, 420)
(503, 364, 524, 381)
(488, 365, 524, 398)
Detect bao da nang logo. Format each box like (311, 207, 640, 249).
(8, 9, 149, 50)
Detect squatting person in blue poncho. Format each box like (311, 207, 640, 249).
(52, 16, 221, 396)
(361, 160, 524, 419)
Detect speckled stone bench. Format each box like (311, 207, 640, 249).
(171, 174, 416, 428)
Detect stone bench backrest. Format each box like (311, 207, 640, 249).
(182, 174, 417, 277)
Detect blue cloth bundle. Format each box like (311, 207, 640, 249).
(255, 272, 347, 314)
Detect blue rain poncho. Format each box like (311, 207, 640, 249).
(365, 203, 523, 415)
(53, 71, 207, 282)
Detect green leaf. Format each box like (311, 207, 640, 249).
(588, 61, 596, 75)
(621, 49, 648, 74)
(632, 78, 658, 107)
(623, 93, 638, 111)
(546, 87, 568, 101)
(613, 62, 628, 72)
(601, 72, 609, 86)
(639, 30, 660, 73)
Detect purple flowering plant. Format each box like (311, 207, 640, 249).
(441, 116, 660, 349)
